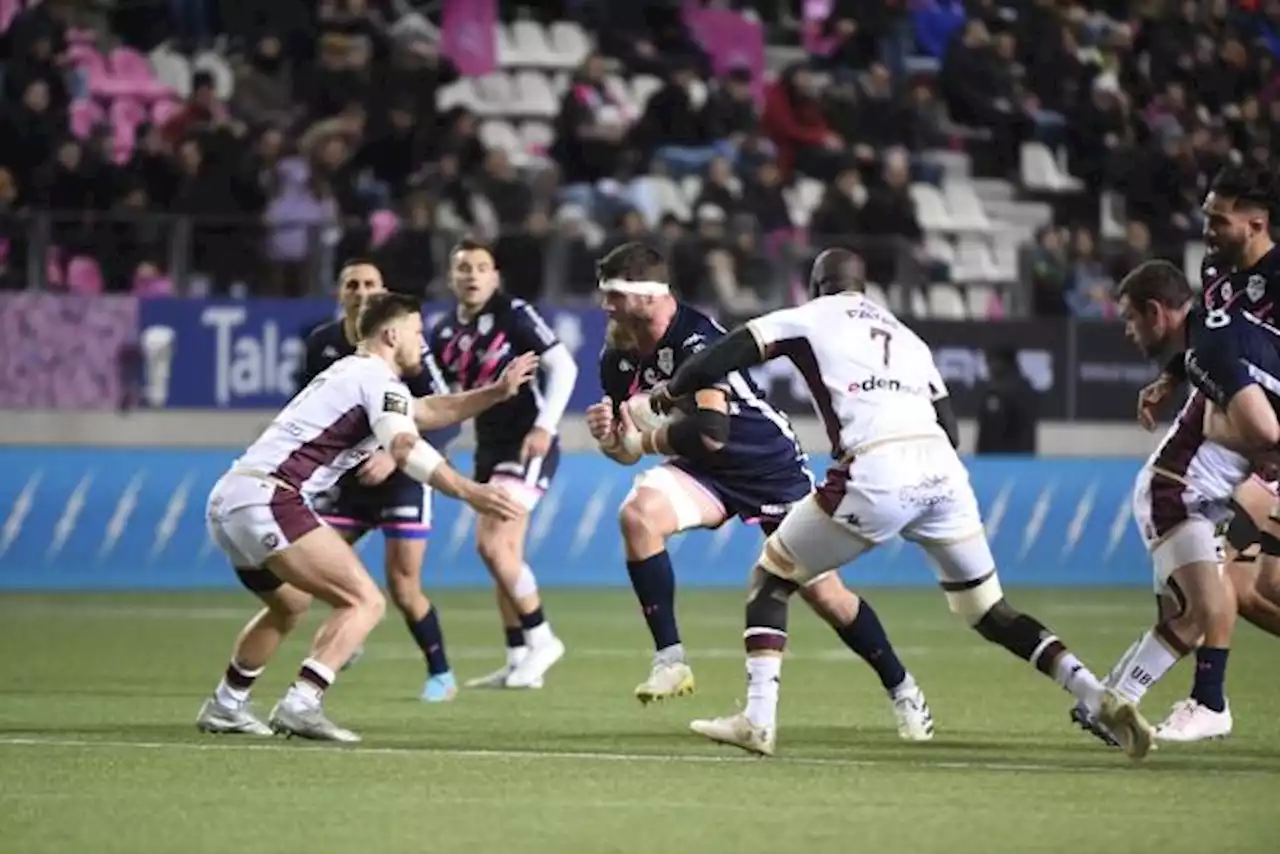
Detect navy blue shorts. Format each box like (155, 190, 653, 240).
(668, 459, 812, 529)
(314, 470, 431, 541)
(474, 438, 561, 510)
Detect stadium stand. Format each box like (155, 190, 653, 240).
(0, 0, 1276, 318)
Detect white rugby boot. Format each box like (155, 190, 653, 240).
(690, 711, 776, 757)
(505, 631, 565, 689)
(465, 648, 543, 690)
(890, 681, 935, 742)
(635, 660, 695, 705)
(1155, 698, 1233, 742)
(268, 700, 361, 743)
(1096, 689, 1157, 761)
(196, 697, 273, 736)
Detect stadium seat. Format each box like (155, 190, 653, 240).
(512, 70, 559, 119)
(923, 234, 956, 267)
(0, 0, 19, 33)
(793, 178, 824, 221)
(149, 47, 193, 98)
(630, 75, 664, 111)
(907, 287, 929, 317)
(192, 51, 235, 100)
(634, 174, 691, 225)
(965, 284, 997, 319)
(508, 20, 557, 68)
(942, 181, 992, 232)
(927, 283, 968, 319)
(953, 235, 997, 282)
(518, 121, 554, 156)
(1186, 241, 1207, 288)
(151, 98, 182, 126)
(1020, 141, 1084, 192)
(908, 182, 953, 231)
(109, 47, 171, 100)
(437, 78, 481, 113)
(990, 238, 1020, 283)
(680, 175, 702, 203)
(548, 21, 593, 69)
(479, 119, 522, 156)
(66, 27, 97, 45)
(548, 72, 571, 99)
(66, 256, 106, 295)
(473, 73, 517, 117)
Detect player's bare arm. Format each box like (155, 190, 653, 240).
(1203, 393, 1280, 453)
(412, 352, 539, 431)
(1138, 371, 1179, 431)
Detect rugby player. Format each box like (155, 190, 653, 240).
(646, 248, 1115, 757)
(585, 242, 933, 740)
(196, 293, 533, 741)
(429, 238, 579, 690)
(1081, 257, 1280, 758)
(300, 260, 463, 702)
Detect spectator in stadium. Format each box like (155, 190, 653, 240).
(1065, 226, 1115, 318)
(230, 34, 300, 130)
(700, 67, 758, 145)
(373, 190, 436, 295)
(1066, 73, 1131, 190)
(263, 156, 338, 297)
(353, 100, 428, 202)
(1023, 225, 1070, 317)
(1, 0, 69, 63)
(552, 54, 640, 213)
(302, 32, 373, 122)
(976, 346, 1038, 456)
(1, 78, 62, 184)
(3, 29, 69, 116)
(905, 81, 951, 151)
(691, 156, 740, 215)
(740, 159, 793, 236)
(911, 0, 966, 60)
(642, 60, 725, 178)
(856, 149, 922, 286)
(379, 36, 458, 133)
(0, 167, 23, 290)
(809, 164, 866, 242)
(857, 63, 913, 154)
(170, 137, 243, 293)
(940, 18, 1032, 172)
(761, 64, 843, 181)
(127, 123, 178, 209)
(37, 140, 96, 250)
(100, 183, 166, 293)
(162, 71, 227, 147)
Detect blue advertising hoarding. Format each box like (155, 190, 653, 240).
(0, 448, 1150, 591)
(137, 298, 608, 410)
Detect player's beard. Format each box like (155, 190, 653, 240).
(606, 318, 641, 350)
(1209, 236, 1246, 269)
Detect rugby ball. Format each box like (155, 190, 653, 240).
(623, 393, 682, 433)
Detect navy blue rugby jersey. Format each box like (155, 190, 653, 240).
(598, 303, 807, 482)
(428, 291, 561, 448)
(1200, 245, 1280, 322)
(1184, 304, 1280, 414)
(300, 318, 459, 449)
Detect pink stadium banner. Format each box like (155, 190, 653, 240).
(441, 0, 497, 77)
(0, 293, 139, 409)
(683, 7, 766, 100)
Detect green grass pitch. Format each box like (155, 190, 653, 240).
(0, 588, 1275, 854)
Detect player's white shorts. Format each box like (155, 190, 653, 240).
(1131, 467, 1229, 595)
(764, 438, 994, 587)
(206, 472, 323, 569)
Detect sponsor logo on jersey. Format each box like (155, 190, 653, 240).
(657, 347, 674, 375)
(383, 392, 410, 415)
(847, 376, 929, 395)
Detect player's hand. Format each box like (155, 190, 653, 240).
(497, 352, 539, 400)
(356, 450, 398, 486)
(466, 484, 526, 521)
(649, 383, 677, 416)
(520, 426, 553, 464)
(1138, 373, 1175, 432)
(586, 397, 616, 445)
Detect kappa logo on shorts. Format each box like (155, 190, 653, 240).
(261, 532, 280, 550)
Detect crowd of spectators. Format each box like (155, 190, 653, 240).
(1, 0, 1279, 318)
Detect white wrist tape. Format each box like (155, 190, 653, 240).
(403, 439, 445, 485)
(621, 431, 645, 457)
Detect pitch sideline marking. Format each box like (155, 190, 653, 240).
(0, 735, 1272, 778)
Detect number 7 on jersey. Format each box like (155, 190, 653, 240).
(870, 327, 892, 366)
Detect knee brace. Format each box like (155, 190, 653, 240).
(745, 565, 799, 654)
(512, 564, 538, 599)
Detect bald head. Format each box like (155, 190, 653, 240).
(809, 248, 865, 298)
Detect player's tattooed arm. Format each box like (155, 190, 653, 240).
(413, 352, 539, 430)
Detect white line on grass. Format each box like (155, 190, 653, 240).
(0, 736, 1272, 778)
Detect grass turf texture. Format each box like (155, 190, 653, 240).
(0, 588, 1275, 854)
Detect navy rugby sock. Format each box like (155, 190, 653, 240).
(1190, 646, 1229, 713)
(626, 551, 681, 651)
(407, 607, 450, 676)
(835, 601, 908, 693)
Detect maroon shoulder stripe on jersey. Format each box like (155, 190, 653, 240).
(770, 338, 842, 457)
(1148, 394, 1206, 538)
(270, 406, 370, 490)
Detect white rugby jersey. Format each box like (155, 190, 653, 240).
(1145, 389, 1250, 502)
(232, 354, 413, 499)
(747, 293, 948, 457)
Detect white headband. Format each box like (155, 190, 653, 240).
(598, 279, 670, 296)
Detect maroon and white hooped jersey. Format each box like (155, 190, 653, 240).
(231, 354, 413, 501)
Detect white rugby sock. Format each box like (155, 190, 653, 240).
(1111, 631, 1181, 704)
(1053, 652, 1104, 712)
(744, 654, 782, 728)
